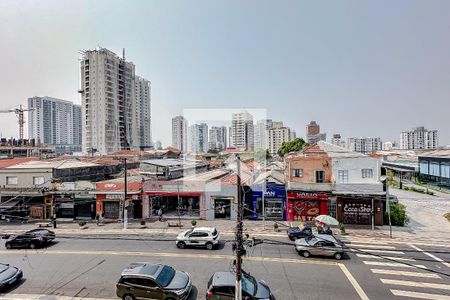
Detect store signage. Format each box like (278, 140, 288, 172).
(343, 203, 372, 214)
(287, 191, 328, 200)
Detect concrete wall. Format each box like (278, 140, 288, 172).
(332, 156, 380, 184)
(0, 168, 52, 188)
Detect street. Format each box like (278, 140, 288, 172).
(1, 234, 449, 300)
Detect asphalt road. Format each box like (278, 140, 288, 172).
(0, 235, 449, 300)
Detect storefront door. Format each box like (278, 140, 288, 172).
(214, 197, 232, 219)
(343, 202, 372, 225)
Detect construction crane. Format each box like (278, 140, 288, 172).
(0, 105, 35, 140)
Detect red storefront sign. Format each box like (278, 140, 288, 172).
(287, 192, 329, 221)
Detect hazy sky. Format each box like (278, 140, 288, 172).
(1, 0, 450, 147)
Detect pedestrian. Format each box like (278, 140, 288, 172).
(95, 213, 100, 226)
(52, 214, 57, 229)
(157, 208, 163, 222)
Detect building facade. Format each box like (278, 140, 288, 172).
(80, 48, 151, 155)
(306, 121, 326, 145)
(254, 119, 273, 150)
(331, 134, 346, 148)
(267, 121, 294, 155)
(347, 137, 382, 154)
(189, 123, 208, 153)
(135, 76, 152, 149)
(172, 116, 188, 152)
(231, 111, 254, 151)
(400, 127, 439, 150)
(209, 126, 227, 151)
(419, 150, 450, 189)
(28, 96, 82, 153)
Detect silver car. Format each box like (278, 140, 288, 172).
(295, 235, 345, 260)
(176, 227, 220, 250)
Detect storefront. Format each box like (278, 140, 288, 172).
(336, 195, 383, 226)
(145, 191, 203, 219)
(252, 183, 286, 221)
(211, 196, 233, 219)
(286, 191, 329, 222)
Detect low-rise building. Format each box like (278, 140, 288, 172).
(419, 150, 450, 189)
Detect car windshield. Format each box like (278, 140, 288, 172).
(212, 229, 218, 236)
(155, 266, 175, 287)
(242, 274, 257, 296)
(185, 230, 193, 237)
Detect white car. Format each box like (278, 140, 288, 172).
(176, 227, 220, 250)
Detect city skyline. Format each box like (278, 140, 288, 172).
(1, 1, 450, 147)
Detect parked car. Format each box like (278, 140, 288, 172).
(287, 225, 313, 241)
(116, 262, 192, 300)
(4, 232, 53, 249)
(0, 263, 23, 291)
(176, 227, 220, 250)
(295, 235, 345, 260)
(206, 271, 275, 300)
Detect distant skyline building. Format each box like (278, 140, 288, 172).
(172, 115, 188, 152)
(135, 76, 152, 149)
(382, 141, 397, 151)
(347, 137, 382, 154)
(254, 119, 273, 150)
(79, 47, 151, 154)
(231, 111, 254, 151)
(400, 127, 439, 150)
(27, 96, 81, 153)
(154, 140, 162, 150)
(331, 134, 346, 148)
(189, 123, 208, 153)
(267, 121, 294, 154)
(209, 126, 227, 151)
(306, 121, 326, 144)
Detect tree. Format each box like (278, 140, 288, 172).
(277, 138, 308, 157)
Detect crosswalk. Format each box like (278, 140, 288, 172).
(348, 238, 450, 299)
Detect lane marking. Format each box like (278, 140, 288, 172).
(410, 244, 450, 269)
(381, 278, 450, 290)
(371, 269, 441, 278)
(356, 254, 416, 262)
(357, 249, 405, 255)
(0, 249, 338, 266)
(363, 261, 426, 269)
(0, 294, 113, 300)
(338, 263, 369, 300)
(391, 289, 450, 300)
(349, 244, 397, 250)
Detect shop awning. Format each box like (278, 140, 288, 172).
(145, 191, 202, 197)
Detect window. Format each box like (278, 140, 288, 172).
(361, 169, 373, 179)
(315, 171, 325, 183)
(338, 170, 349, 183)
(293, 168, 303, 177)
(6, 176, 18, 185)
(33, 176, 45, 185)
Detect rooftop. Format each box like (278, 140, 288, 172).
(419, 150, 450, 159)
(0, 157, 39, 169)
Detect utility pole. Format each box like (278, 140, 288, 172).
(235, 155, 243, 300)
(386, 176, 392, 238)
(177, 180, 181, 227)
(123, 158, 128, 230)
(262, 179, 266, 230)
(371, 198, 374, 231)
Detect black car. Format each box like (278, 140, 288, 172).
(206, 271, 275, 300)
(0, 263, 23, 291)
(287, 225, 313, 241)
(116, 262, 192, 300)
(3, 228, 55, 250)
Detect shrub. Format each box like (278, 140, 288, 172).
(140, 220, 146, 226)
(339, 223, 345, 234)
(427, 191, 434, 195)
(78, 220, 87, 227)
(273, 223, 279, 229)
(403, 186, 409, 191)
(191, 220, 197, 227)
(384, 202, 409, 226)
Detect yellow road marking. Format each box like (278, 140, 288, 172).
(0, 249, 337, 266)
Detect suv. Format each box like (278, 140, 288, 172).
(116, 262, 192, 300)
(206, 271, 275, 300)
(176, 227, 220, 250)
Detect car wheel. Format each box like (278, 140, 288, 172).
(302, 251, 310, 258)
(122, 294, 135, 300)
(334, 253, 343, 260)
(5, 243, 11, 249)
(177, 241, 186, 249)
(29, 243, 36, 249)
(206, 242, 214, 250)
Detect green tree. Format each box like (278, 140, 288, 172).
(277, 138, 308, 157)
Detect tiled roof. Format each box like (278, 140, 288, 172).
(0, 157, 39, 169)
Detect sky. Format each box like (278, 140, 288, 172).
(1, 0, 450, 147)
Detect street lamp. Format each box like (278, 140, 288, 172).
(380, 175, 392, 238)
